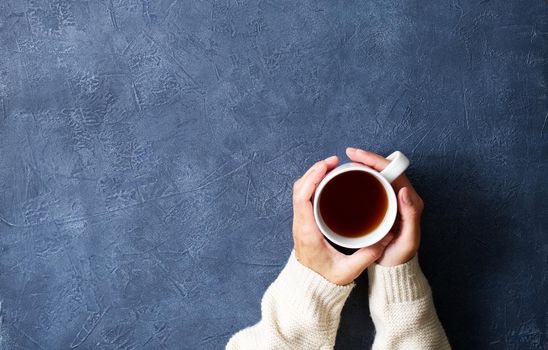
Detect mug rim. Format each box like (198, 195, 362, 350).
(313, 162, 398, 249)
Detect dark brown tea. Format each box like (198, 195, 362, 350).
(319, 170, 388, 237)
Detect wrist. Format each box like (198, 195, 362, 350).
(377, 251, 417, 267)
(294, 251, 349, 285)
(367, 255, 430, 304)
(273, 251, 355, 327)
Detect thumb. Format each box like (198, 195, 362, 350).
(397, 187, 422, 243)
(345, 233, 394, 274)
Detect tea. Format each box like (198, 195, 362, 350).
(318, 170, 388, 237)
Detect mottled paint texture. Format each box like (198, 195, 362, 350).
(0, 0, 546, 349)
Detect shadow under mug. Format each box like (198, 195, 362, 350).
(313, 151, 410, 249)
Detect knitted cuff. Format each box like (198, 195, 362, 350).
(367, 255, 430, 305)
(271, 251, 354, 326)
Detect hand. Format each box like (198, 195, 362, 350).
(292, 155, 394, 285)
(346, 147, 424, 267)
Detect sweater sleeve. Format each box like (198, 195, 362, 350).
(226, 251, 354, 350)
(367, 255, 451, 350)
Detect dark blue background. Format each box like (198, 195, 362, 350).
(0, 1, 546, 349)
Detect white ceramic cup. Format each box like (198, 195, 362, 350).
(313, 151, 410, 249)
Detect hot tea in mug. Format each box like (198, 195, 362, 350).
(319, 170, 388, 238)
(313, 151, 410, 248)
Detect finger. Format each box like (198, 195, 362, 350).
(396, 187, 422, 248)
(294, 155, 336, 191)
(301, 161, 320, 179)
(324, 155, 339, 169)
(346, 147, 412, 189)
(294, 156, 338, 204)
(345, 233, 394, 274)
(346, 147, 390, 171)
(300, 155, 338, 184)
(292, 157, 338, 235)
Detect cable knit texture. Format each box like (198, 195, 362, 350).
(227, 251, 354, 349)
(368, 256, 451, 350)
(227, 252, 450, 350)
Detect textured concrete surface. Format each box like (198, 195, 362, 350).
(0, 0, 546, 349)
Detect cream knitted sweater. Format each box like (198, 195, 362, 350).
(227, 251, 450, 349)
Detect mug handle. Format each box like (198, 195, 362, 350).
(380, 151, 410, 183)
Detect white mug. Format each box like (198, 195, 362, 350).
(313, 151, 410, 249)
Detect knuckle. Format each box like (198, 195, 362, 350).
(292, 180, 301, 192)
(292, 190, 304, 205)
(309, 161, 325, 176)
(409, 200, 424, 217)
(409, 206, 420, 217)
(413, 193, 424, 208)
(417, 197, 424, 211)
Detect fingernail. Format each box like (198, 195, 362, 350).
(402, 188, 413, 205)
(325, 155, 337, 162)
(347, 147, 356, 153)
